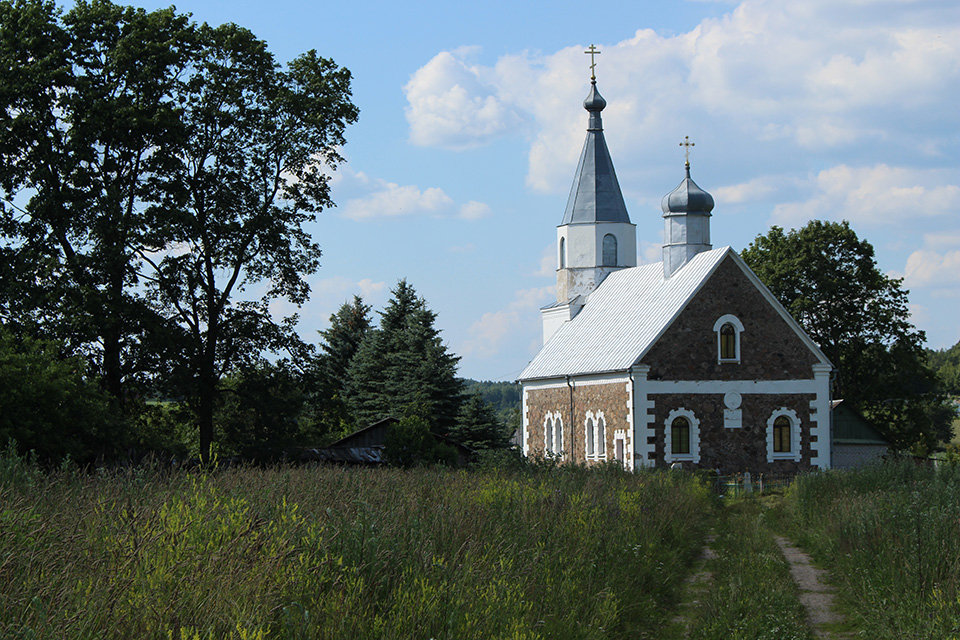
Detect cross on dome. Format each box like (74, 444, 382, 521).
(584, 44, 601, 81)
(680, 135, 695, 167)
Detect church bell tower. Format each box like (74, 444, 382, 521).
(543, 46, 637, 344)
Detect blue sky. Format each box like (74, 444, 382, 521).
(126, 0, 960, 381)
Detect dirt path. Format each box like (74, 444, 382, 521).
(774, 536, 853, 639)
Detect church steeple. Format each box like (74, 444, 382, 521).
(555, 48, 636, 305)
(661, 138, 714, 278)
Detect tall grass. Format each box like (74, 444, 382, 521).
(677, 499, 814, 640)
(782, 461, 960, 639)
(0, 451, 715, 639)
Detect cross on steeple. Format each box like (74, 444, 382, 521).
(584, 44, 601, 81)
(679, 135, 695, 166)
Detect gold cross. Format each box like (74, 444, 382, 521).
(679, 135, 695, 165)
(584, 44, 601, 80)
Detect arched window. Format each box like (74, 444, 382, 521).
(665, 408, 700, 463)
(597, 417, 606, 455)
(559, 237, 566, 269)
(713, 315, 744, 363)
(720, 324, 736, 359)
(773, 416, 791, 453)
(545, 417, 553, 453)
(585, 417, 595, 456)
(671, 418, 690, 455)
(554, 418, 563, 456)
(602, 234, 617, 267)
(767, 408, 801, 462)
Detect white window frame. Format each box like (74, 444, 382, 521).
(665, 408, 700, 464)
(584, 410, 608, 461)
(766, 408, 801, 462)
(544, 411, 563, 458)
(713, 314, 744, 364)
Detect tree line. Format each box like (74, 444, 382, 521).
(0, 0, 364, 463)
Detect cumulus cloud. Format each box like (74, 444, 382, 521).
(461, 287, 554, 358)
(403, 0, 960, 197)
(771, 164, 960, 227)
(404, 47, 525, 149)
(342, 181, 454, 220)
(903, 248, 960, 289)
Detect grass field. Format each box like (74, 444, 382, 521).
(0, 450, 714, 639)
(3, 446, 959, 639)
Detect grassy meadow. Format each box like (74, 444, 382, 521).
(4, 445, 960, 639)
(782, 462, 960, 639)
(0, 450, 714, 639)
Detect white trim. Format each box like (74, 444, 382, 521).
(631, 366, 656, 468)
(522, 386, 530, 456)
(614, 429, 628, 469)
(809, 364, 832, 469)
(543, 411, 564, 459)
(584, 410, 608, 461)
(665, 408, 700, 464)
(646, 379, 824, 394)
(767, 408, 801, 462)
(522, 372, 630, 391)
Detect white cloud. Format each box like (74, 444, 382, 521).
(404, 1, 960, 196)
(903, 248, 960, 288)
(458, 201, 492, 220)
(404, 48, 525, 149)
(772, 164, 960, 227)
(461, 287, 553, 358)
(713, 177, 780, 204)
(342, 181, 454, 220)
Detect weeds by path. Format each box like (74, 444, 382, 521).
(783, 462, 960, 639)
(667, 498, 816, 640)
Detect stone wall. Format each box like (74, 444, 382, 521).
(642, 256, 819, 381)
(644, 391, 818, 474)
(525, 379, 631, 466)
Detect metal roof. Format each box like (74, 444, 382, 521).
(560, 81, 631, 225)
(519, 247, 731, 380)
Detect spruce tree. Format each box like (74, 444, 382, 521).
(344, 280, 464, 433)
(452, 392, 511, 450)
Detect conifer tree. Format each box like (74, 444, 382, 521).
(452, 392, 511, 450)
(344, 280, 463, 433)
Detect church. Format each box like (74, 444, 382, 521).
(518, 70, 834, 474)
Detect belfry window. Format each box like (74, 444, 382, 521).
(602, 234, 617, 267)
(559, 237, 566, 269)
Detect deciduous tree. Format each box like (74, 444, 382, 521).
(741, 220, 952, 451)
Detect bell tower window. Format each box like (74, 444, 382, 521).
(602, 234, 617, 267)
(559, 237, 566, 269)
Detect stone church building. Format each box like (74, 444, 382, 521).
(518, 78, 834, 474)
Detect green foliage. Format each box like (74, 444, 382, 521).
(216, 363, 315, 460)
(383, 415, 457, 467)
(927, 339, 960, 396)
(452, 391, 512, 450)
(0, 457, 715, 639)
(0, 325, 121, 463)
(0, 0, 358, 463)
(783, 462, 960, 639)
(345, 280, 464, 433)
(741, 220, 952, 451)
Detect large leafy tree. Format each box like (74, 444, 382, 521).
(0, 0, 194, 402)
(140, 23, 358, 463)
(741, 220, 952, 451)
(344, 280, 464, 434)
